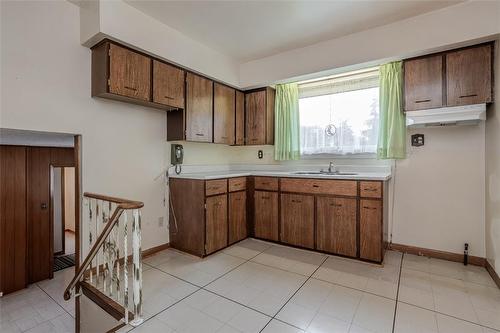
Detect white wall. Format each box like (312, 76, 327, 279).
(392, 125, 486, 257)
(1, 0, 169, 251)
(486, 42, 500, 274)
(239, 1, 500, 88)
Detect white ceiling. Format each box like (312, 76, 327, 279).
(125, 0, 462, 62)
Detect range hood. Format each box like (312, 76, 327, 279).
(406, 104, 486, 128)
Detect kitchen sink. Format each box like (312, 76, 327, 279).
(293, 171, 358, 176)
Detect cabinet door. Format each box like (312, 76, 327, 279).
(229, 191, 247, 244)
(186, 73, 213, 142)
(235, 91, 245, 145)
(205, 194, 227, 255)
(153, 60, 185, 109)
(245, 90, 266, 145)
(316, 197, 357, 257)
(280, 194, 314, 249)
(266, 88, 275, 145)
(214, 83, 235, 144)
(109, 44, 151, 101)
(254, 191, 278, 241)
(360, 199, 382, 262)
(404, 55, 443, 111)
(446, 45, 492, 106)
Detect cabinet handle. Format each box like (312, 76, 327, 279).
(164, 96, 174, 99)
(363, 206, 377, 210)
(459, 94, 478, 98)
(196, 133, 204, 136)
(124, 86, 137, 91)
(330, 203, 342, 207)
(261, 196, 270, 199)
(291, 199, 302, 203)
(415, 99, 431, 103)
(221, 136, 228, 139)
(312, 184, 320, 188)
(364, 188, 378, 192)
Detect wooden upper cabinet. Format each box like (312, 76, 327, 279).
(316, 197, 357, 257)
(108, 44, 151, 101)
(235, 91, 245, 145)
(205, 194, 228, 255)
(280, 193, 314, 249)
(404, 55, 444, 111)
(186, 73, 213, 142)
(246, 88, 275, 145)
(446, 45, 492, 106)
(360, 199, 383, 262)
(214, 83, 236, 145)
(254, 190, 278, 241)
(153, 60, 184, 109)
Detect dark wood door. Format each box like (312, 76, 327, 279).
(280, 193, 314, 249)
(214, 83, 235, 145)
(205, 194, 227, 255)
(27, 147, 52, 283)
(0, 146, 27, 295)
(228, 191, 246, 244)
(360, 199, 382, 262)
(108, 44, 151, 101)
(404, 55, 444, 111)
(245, 90, 266, 145)
(316, 197, 357, 257)
(186, 73, 213, 142)
(235, 91, 245, 145)
(254, 191, 278, 241)
(446, 45, 492, 106)
(153, 60, 185, 109)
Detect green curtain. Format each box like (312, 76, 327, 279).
(377, 61, 406, 159)
(274, 83, 300, 160)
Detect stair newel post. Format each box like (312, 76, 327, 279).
(130, 208, 143, 326)
(123, 210, 129, 324)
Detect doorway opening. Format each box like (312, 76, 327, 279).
(51, 166, 76, 271)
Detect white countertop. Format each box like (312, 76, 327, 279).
(169, 170, 391, 181)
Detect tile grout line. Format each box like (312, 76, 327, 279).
(129, 245, 273, 332)
(391, 252, 404, 333)
(35, 283, 75, 318)
(258, 255, 330, 332)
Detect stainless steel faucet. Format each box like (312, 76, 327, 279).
(328, 161, 335, 173)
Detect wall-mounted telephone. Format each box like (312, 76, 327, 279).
(171, 144, 183, 174)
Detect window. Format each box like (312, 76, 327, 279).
(298, 68, 379, 156)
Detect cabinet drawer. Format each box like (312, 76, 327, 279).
(228, 177, 246, 192)
(280, 178, 357, 196)
(205, 179, 227, 196)
(254, 177, 278, 191)
(360, 181, 382, 198)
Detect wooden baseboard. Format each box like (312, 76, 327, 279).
(142, 242, 170, 258)
(486, 260, 500, 289)
(388, 243, 486, 267)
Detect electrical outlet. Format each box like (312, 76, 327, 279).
(158, 216, 164, 227)
(258, 150, 263, 159)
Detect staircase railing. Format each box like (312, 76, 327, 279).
(64, 192, 144, 326)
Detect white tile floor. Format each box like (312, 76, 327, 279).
(2, 238, 499, 333)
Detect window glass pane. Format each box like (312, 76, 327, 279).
(299, 87, 379, 156)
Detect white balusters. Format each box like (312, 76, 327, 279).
(123, 211, 129, 324)
(130, 209, 143, 326)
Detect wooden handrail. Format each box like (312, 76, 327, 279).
(84, 192, 144, 208)
(64, 194, 144, 301)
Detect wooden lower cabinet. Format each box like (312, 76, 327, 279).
(360, 199, 383, 262)
(280, 193, 314, 249)
(229, 191, 247, 244)
(254, 191, 278, 241)
(205, 194, 228, 255)
(316, 197, 357, 257)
